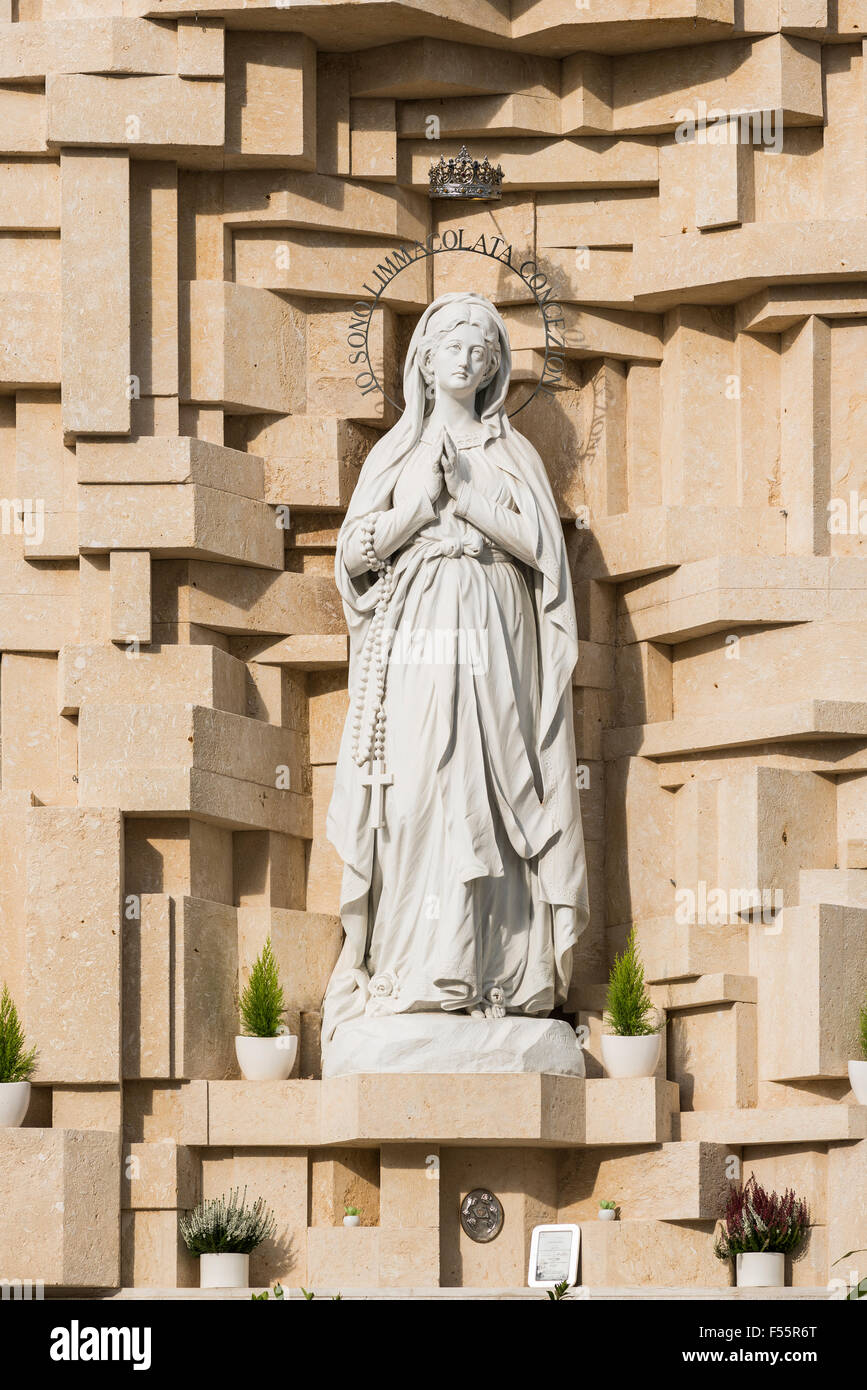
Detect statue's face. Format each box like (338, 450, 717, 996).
(427, 322, 492, 401)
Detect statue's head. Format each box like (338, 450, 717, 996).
(415, 295, 504, 411)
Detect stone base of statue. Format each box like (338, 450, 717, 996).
(321, 1013, 586, 1079)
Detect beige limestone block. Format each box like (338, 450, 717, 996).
(59, 643, 246, 718)
(124, 1079, 208, 1147)
(585, 1078, 679, 1145)
(225, 32, 315, 166)
(559, 1142, 731, 1221)
(186, 561, 344, 637)
(25, 807, 122, 1083)
(440, 1147, 557, 1288)
(308, 673, 348, 765)
(52, 1086, 122, 1132)
(0, 1128, 120, 1287)
(109, 549, 151, 645)
(0, 288, 60, 386)
(402, 135, 658, 190)
(668, 1002, 758, 1111)
(176, 18, 224, 78)
(300, 1011, 322, 1080)
(14, 391, 77, 559)
(121, 1209, 197, 1289)
(238, 905, 342, 1014)
(60, 151, 130, 435)
(131, 160, 178, 398)
(233, 829, 302, 912)
(0, 18, 177, 80)
(0, 791, 31, 1001)
(380, 1145, 440, 1228)
(399, 92, 560, 138)
(0, 82, 46, 153)
(244, 414, 375, 511)
(681, 1105, 867, 1145)
(320, 1074, 585, 1147)
(316, 53, 350, 176)
(78, 434, 265, 496)
(78, 702, 310, 835)
(432, 194, 534, 304)
(0, 159, 59, 229)
(781, 314, 831, 556)
(306, 1227, 379, 1287)
(821, 42, 865, 221)
(78, 479, 282, 569)
(537, 187, 658, 248)
(580, 1219, 729, 1288)
(756, 903, 867, 1081)
(207, 1080, 320, 1147)
(224, 1151, 308, 1286)
(350, 98, 396, 182)
(305, 299, 397, 425)
(0, 652, 74, 805)
(307, 762, 343, 915)
(350, 37, 558, 100)
(561, 52, 612, 134)
(122, 1140, 199, 1210)
(173, 895, 237, 1081)
(47, 74, 224, 153)
(0, 230, 59, 297)
(123, 892, 171, 1080)
(379, 1228, 440, 1287)
(613, 34, 823, 133)
(184, 280, 305, 415)
(222, 167, 426, 242)
(827, 1140, 867, 1293)
(232, 228, 427, 310)
(310, 1145, 380, 1226)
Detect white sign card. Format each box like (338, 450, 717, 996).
(527, 1223, 581, 1289)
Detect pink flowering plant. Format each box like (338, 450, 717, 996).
(714, 1174, 810, 1261)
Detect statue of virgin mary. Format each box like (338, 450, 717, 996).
(321, 292, 590, 1076)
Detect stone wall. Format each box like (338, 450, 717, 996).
(0, 0, 866, 1293)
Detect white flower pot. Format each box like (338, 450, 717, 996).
(848, 1059, 867, 1105)
(598, 1208, 616, 1221)
(343, 1214, 361, 1227)
(601, 1033, 661, 1079)
(235, 1034, 297, 1082)
(0, 1081, 30, 1127)
(200, 1252, 250, 1289)
(736, 1252, 785, 1288)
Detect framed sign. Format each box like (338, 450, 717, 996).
(527, 1224, 581, 1289)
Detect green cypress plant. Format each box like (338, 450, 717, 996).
(0, 982, 37, 1083)
(604, 926, 657, 1037)
(238, 939, 285, 1038)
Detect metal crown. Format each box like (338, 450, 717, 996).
(428, 145, 503, 201)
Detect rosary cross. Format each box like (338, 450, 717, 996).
(361, 759, 393, 829)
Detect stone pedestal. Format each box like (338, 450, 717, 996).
(321, 1013, 586, 1078)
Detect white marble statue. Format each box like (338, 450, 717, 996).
(321, 292, 589, 1075)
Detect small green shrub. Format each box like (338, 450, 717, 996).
(239, 939, 285, 1038)
(599, 1200, 617, 1211)
(180, 1188, 276, 1256)
(604, 926, 657, 1037)
(344, 1206, 360, 1216)
(0, 983, 36, 1084)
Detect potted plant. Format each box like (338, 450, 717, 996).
(0, 983, 36, 1127)
(235, 938, 297, 1081)
(180, 1187, 277, 1289)
(847, 994, 867, 1105)
(600, 926, 662, 1078)
(343, 1206, 361, 1228)
(598, 1200, 617, 1221)
(714, 1174, 810, 1288)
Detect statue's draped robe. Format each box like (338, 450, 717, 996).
(323, 295, 589, 1042)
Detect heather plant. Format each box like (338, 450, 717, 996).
(239, 939, 285, 1038)
(714, 1174, 810, 1261)
(180, 1188, 276, 1256)
(0, 983, 37, 1084)
(604, 926, 658, 1036)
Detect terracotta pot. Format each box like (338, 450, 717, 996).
(601, 1033, 661, 1079)
(235, 1034, 297, 1081)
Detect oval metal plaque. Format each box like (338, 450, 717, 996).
(460, 1188, 504, 1243)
